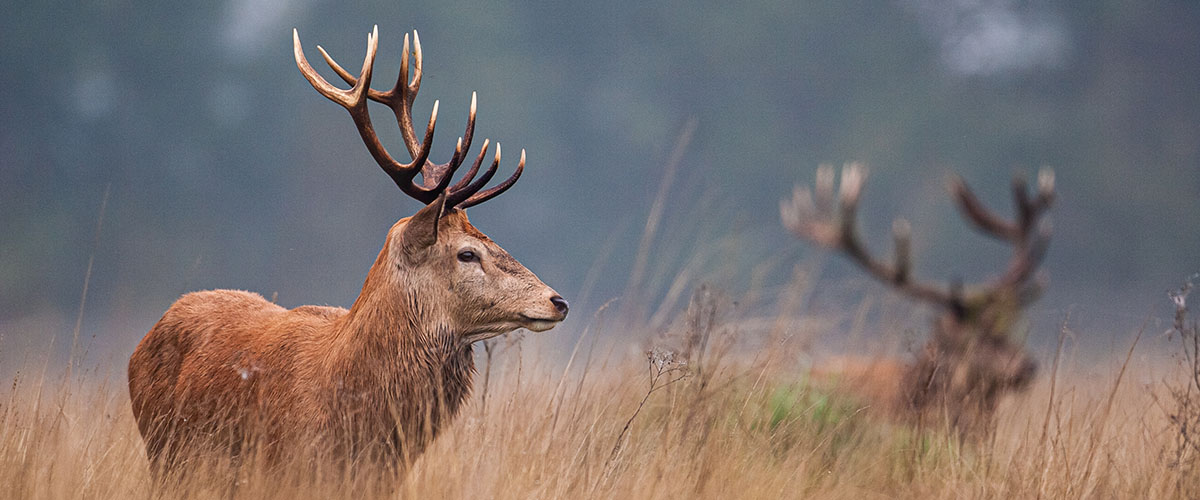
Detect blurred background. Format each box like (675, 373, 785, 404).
(2, 1, 1198, 367)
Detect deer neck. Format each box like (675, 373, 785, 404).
(325, 244, 476, 425)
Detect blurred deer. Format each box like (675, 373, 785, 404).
(781, 163, 1053, 438)
(128, 26, 568, 474)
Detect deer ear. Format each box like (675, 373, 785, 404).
(401, 193, 448, 258)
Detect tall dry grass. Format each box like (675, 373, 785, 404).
(2, 297, 1195, 499)
(6, 133, 1193, 497)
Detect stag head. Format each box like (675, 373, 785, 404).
(294, 26, 568, 342)
(386, 203, 568, 341)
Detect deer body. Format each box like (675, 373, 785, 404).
(129, 28, 567, 471)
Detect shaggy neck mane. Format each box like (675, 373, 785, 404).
(323, 240, 476, 455)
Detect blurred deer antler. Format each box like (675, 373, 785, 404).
(781, 163, 1054, 330)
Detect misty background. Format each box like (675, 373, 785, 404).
(2, 1, 1198, 367)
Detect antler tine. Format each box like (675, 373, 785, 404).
(950, 170, 1056, 325)
(1005, 171, 1059, 306)
(297, 27, 469, 204)
(892, 219, 912, 284)
(431, 92, 477, 184)
(445, 139, 498, 208)
(386, 31, 423, 157)
(295, 27, 438, 196)
(408, 31, 424, 107)
(952, 169, 1055, 294)
(384, 32, 443, 163)
(378, 99, 437, 197)
(953, 168, 1056, 245)
(950, 175, 1019, 240)
(449, 138, 492, 191)
(316, 46, 361, 91)
(1013, 169, 1056, 233)
(780, 186, 831, 246)
(418, 132, 464, 193)
(408, 91, 476, 195)
(1036, 168, 1055, 208)
(293, 27, 375, 110)
(461, 91, 478, 160)
(320, 32, 421, 146)
(830, 165, 946, 301)
(779, 164, 839, 247)
(459, 147, 525, 209)
(834, 163, 867, 241)
(329, 36, 477, 195)
(386, 31, 421, 155)
(316, 33, 402, 104)
(995, 217, 1053, 293)
(1011, 173, 1034, 232)
(782, 164, 955, 307)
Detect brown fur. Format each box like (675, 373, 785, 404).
(809, 356, 908, 414)
(813, 295, 1038, 438)
(127, 207, 565, 474)
(812, 316, 1036, 439)
(900, 311, 1037, 438)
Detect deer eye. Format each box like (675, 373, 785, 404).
(457, 250, 480, 263)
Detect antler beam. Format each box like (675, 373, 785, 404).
(293, 26, 524, 210)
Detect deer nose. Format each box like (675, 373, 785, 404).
(550, 295, 569, 316)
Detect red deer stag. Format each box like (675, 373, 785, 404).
(128, 26, 568, 474)
(781, 163, 1053, 438)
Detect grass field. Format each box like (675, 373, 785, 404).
(3, 294, 1197, 499)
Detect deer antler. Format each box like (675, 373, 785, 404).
(293, 26, 524, 209)
(781, 163, 1054, 321)
(948, 169, 1055, 301)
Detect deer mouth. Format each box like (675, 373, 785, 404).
(519, 314, 562, 332)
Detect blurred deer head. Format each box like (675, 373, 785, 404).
(782, 163, 1053, 437)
